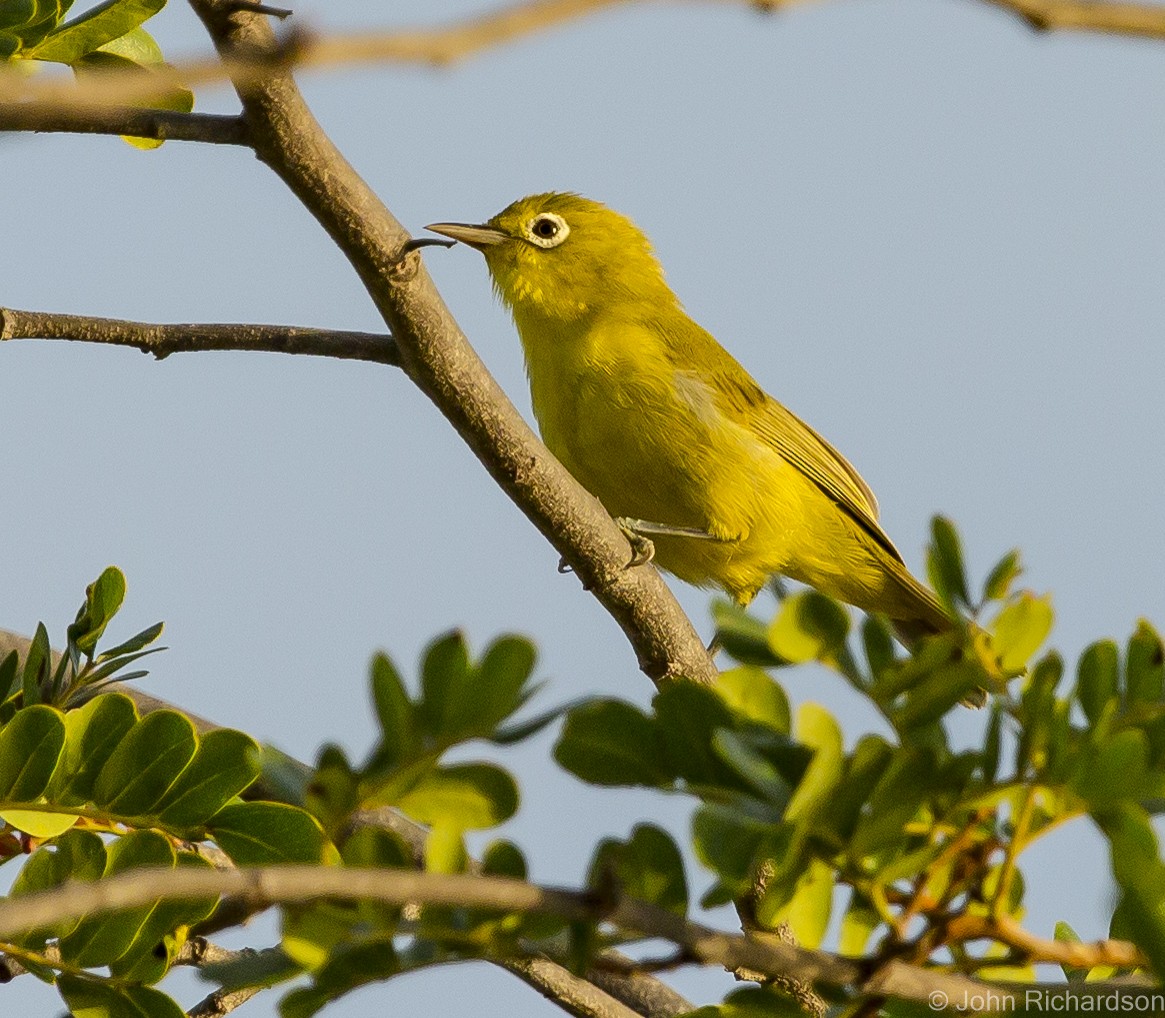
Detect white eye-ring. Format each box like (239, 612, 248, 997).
(525, 212, 570, 249)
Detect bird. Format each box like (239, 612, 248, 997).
(426, 193, 950, 640)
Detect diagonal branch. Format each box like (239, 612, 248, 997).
(0, 307, 398, 364)
(179, 0, 715, 687)
(0, 104, 250, 144)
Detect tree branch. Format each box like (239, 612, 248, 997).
(0, 863, 1002, 1007)
(0, 104, 250, 144)
(0, 862, 1145, 1011)
(177, 0, 715, 688)
(2, 0, 1165, 118)
(979, 0, 1165, 37)
(176, 939, 272, 1017)
(0, 307, 398, 364)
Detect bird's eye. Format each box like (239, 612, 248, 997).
(525, 213, 569, 249)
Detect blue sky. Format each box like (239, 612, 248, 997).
(2, 0, 1164, 1013)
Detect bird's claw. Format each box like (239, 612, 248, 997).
(616, 518, 656, 569)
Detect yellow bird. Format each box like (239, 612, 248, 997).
(427, 194, 950, 639)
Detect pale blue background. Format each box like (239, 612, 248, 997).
(2, 0, 1164, 1012)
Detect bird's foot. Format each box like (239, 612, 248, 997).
(615, 518, 657, 568)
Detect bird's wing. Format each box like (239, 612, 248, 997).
(653, 314, 905, 564)
(702, 357, 906, 565)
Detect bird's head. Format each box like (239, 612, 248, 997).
(427, 193, 675, 323)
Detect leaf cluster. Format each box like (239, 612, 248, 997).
(0, 0, 191, 146)
(555, 520, 1165, 1010)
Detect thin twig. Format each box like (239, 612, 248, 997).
(946, 913, 1146, 970)
(0, 104, 250, 144)
(0, 308, 398, 365)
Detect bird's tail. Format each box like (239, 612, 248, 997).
(888, 568, 956, 648)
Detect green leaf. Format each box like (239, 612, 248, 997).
(0, 704, 65, 800)
(108, 851, 219, 984)
(279, 939, 400, 1018)
(22, 621, 51, 705)
(839, 891, 881, 956)
(156, 727, 260, 829)
(487, 699, 569, 745)
(1054, 921, 1090, 982)
(482, 839, 527, 880)
(711, 729, 792, 810)
(396, 763, 517, 831)
(0, 0, 39, 34)
(59, 829, 175, 968)
(990, 592, 1054, 673)
(11, 828, 106, 943)
(767, 591, 849, 664)
(96, 620, 164, 662)
(69, 45, 193, 149)
(1076, 640, 1120, 726)
(53, 692, 138, 805)
(861, 615, 897, 681)
(308, 744, 362, 837)
(26, 0, 164, 63)
(66, 566, 127, 657)
(92, 709, 197, 816)
(711, 599, 785, 667)
(255, 744, 312, 807)
(712, 666, 790, 734)
(890, 660, 985, 731)
(815, 734, 893, 845)
(982, 704, 1002, 783)
(554, 699, 671, 787)
(982, 549, 1022, 602)
(1126, 620, 1165, 706)
(756, 856, 832, 946)
(474, 634, 538, 732)
(1074, 730, 1151, 806)
(57, 974, 187, 1018)
(368, 652, 416, 772)
(341, 824, 412, 870)
(209, 802, 328, 865)
(417, 630, 471, 740)
(927, 515, 971, 611)
(1015, 653, 1063, 776)
(589, 824, 687, 916)
(850, 746, 936, 857)
(785, 703, 843, 826)
(692, 801, 779, 898)
(423, 821, 467, 874)
(0, 651, 19, 702)
(654, 682, 744, 789)
(1093, 804, 1165, 977)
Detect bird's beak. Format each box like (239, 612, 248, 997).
(425, 222, 509, 250)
